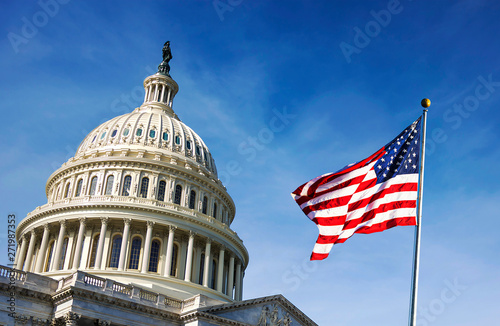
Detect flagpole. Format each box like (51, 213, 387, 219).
(408, 98, 429, 326)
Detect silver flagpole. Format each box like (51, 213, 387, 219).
(408, 99, 429, 326)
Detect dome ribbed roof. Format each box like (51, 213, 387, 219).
(75, 106, 218, 176)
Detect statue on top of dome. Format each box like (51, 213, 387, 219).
(158, 41, 172, 76)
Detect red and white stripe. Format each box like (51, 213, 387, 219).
(292, 148, 418, 260)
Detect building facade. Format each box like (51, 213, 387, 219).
(0, 44, 316, 326)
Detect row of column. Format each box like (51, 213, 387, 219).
(15, 218, 244, 300)
(145, 81, 173, 107)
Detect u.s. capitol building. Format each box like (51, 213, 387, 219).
(0, 43, 316, 326)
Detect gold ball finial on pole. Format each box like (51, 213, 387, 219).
(421, 98, 431, 108)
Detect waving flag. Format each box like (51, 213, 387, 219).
(292, 117, 422, 260)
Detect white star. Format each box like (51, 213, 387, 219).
(397, 141, 401, 145)
(381, 158, 385, 162)
(408, 159, 412, 163)
(415, 140, 418, 144)
(393, 148, 397, 152)
(403, 149, 407, 153)
(412, 153, 417, 157)
(383, 173, 387, 177)
(386, 167, 390, 171)
(377, 165, 382, 169)
(406, 142, 411, 145)
(412, 164, 417, 169)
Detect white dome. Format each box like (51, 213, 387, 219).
(75, 107, 218, 177)
(15, 53, 248, 304)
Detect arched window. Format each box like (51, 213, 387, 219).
(122, 176, 131, 196)
(199, 253, 205, 285)
(45, 241, 55, 272)
(89, 176, 98, 195)
(211, 258, 217, 289)
(58, 238, 69, 270)
(189, 190, 196, 209)
(202, 196, 208, 215)
(139, 177, 149, 198)
(212, 203, 218, 219)
(170, 244, 179, 277)
(75, 179, 83, 197)
(64, 183, 71, 198)
(89, 235, 99, 268)
(105, 175, 114, 195)
(148, 240, 161, 272)
(174, 185, 182, 205)
(108, 235, 122, 268)
(128, 237, 142, 269)
(157, 180, 166, 201)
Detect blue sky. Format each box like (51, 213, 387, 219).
(1, 0, 500, 325)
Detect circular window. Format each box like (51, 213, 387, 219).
(123, 128, 130, 136)
(111, 129, 117, 138)
(136, 128, 143, 137)
(149, 130, 156, 138)
(100, 131, 107, 140)
(162, 132, 169, 141)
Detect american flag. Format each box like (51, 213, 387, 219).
(292, 117, 422, 260)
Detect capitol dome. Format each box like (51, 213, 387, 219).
(14, 44, 248, 303)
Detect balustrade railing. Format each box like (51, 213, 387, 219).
(0, 266, 26, 282)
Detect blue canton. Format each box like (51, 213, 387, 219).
(374, 117, 421, 184)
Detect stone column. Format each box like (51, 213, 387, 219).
(118, 218, 131, 271)
(51, 220, 67, 271)
(217, 246, 225, 292)
(94, 217, 109, 269)
(35, 224, 50, 273)
(160, 85, 166, 103)
(202, 239, 212, 287)
(184, 231, 195, 282)
(72, 218, 86, 270)
(163, 225, 176, 277)
(141, 221, 154, 273)
(23, 230, 37, 272)
(16, 234, 29, 270)
(80, 228, 93, 269)
(235, 261, 242, 301)
(64, 312, 81, 326)
(228, 254, 235, 298)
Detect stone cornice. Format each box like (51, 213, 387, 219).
(201, 295, 318, 326)
(52, 287, 181, 322)
(181, 310, 252, 326)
